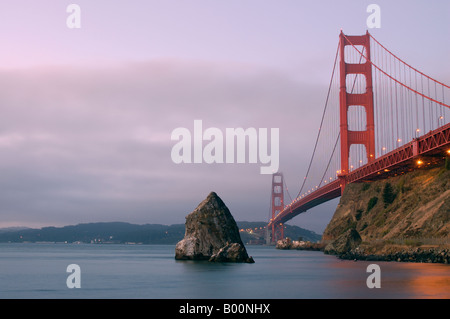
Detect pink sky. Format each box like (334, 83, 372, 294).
(0, 1, 448, 232)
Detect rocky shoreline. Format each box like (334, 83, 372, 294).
(276, 238, 325, 251)
(336, 246, 450, 264)
(316, 164, 450, 265)
(276, 238, 450, 264)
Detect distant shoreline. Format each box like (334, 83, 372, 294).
(0, 221, 322, 245)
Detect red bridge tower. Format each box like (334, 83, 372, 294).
(338, 31, 376, 191)
(270, 172, 284, 243)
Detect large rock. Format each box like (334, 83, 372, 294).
(276, 238, 292, 249)
(276, 238, 325, 251)
(209, 243, 253, 262)
(324, 228, 362, 255)
(175, 192, 254, 263)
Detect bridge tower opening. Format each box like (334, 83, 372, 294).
(339, 31, 376, 191)
(269, 172, 284, 244)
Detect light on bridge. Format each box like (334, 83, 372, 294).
(446, 149, 450, 155)
(417, 159, 423, 166)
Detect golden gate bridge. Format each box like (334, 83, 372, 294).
(267, 31, 450, 243)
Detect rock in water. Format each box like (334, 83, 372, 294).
(175, 192, 254, 263)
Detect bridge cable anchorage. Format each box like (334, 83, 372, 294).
(342, 33, 450, 109)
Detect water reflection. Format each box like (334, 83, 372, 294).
(309, 254, 450, 298)
(402, 263, 450, 299)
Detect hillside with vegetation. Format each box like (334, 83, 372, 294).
(322, 162, 450, 263)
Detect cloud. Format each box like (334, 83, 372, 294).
(0, 60, 329, 230)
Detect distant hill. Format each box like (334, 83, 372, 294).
(0, 222, 185, 244)
(0, 221, 321, 244)
(0, 226, 31, 233)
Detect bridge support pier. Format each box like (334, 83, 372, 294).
(272, 223, 284, 244)
(338, 174, 347, 194)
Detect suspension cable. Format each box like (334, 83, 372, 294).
(368, 33, 450, 89)
(342, 33, 450, 108)
(296, 42, 340, 199)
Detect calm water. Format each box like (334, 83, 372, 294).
(0, 243, 448, 299)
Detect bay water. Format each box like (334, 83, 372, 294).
(0, 243, 448, 299)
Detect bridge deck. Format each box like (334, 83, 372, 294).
(269, 122, 450, 227)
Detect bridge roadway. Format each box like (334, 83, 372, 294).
(269, 121, 450, 227)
